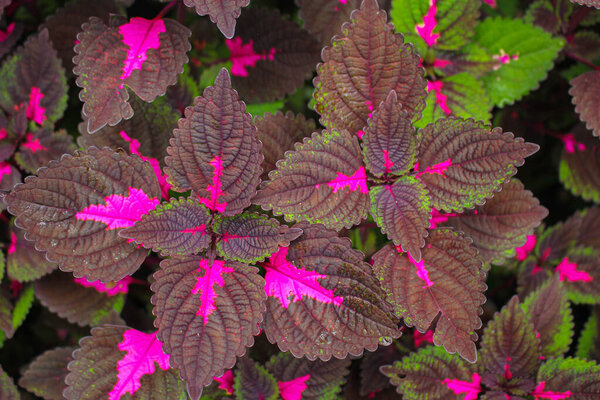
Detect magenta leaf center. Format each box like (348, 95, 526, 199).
(531, 381, 571, 400)
(191, 259, 235, 324)
(319, 166, 368, 194)
(415, 0, 440, 47)
(278, 374, 311, 400)
(226, 37, 276, 77)
(554, 257, 593, 282)
(118, 17, 166, 82)
(441, 372, 481, 400)
(198, 156, 228, 213)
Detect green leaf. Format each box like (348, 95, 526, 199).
(246, 101, 284, 117)
(12, 283, 34, 331)
(576, 307, 599, 361)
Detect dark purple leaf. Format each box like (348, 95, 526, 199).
(560, 125, 600, 202)
(0, 364, 20, 400)
(415, 117, 539, 212)
(372, 230, 486, 363)
(260, 223, 399, 360)
(314, 0, 426, 135)
(19, 346, 74, 400)
(151, 257, 265, 399)
(539, 207, 600, 261)
(525, 0, 560, 34)
(5, 147, 160, 282)
(535, 358, 600, 399)
(15, 128, 75, 174)
(566, 31, 600, 61)
(570, 71, 600, 137)
(360, 345, 403, 396)
(0, 22, 23, 60)
(0, 162, 21, 193)
(555, 248, 600, 304)
(234, 357, 279, 400)
(7, 225, 57, 282)
(255, 129, 369, 231)
(297, 0, 361, 46)
(230, 8, 321, 103)
(183, 0, 249, 38)
(74, 16, 191, 133)
(165, 68, 262, 216)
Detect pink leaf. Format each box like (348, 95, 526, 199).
(198, 156, 228, 213)
(413, 330, 434, 347)
(25, 87, 47, 124)
(531, 381, 571, 400)
(191, 259, 235, 324)
(118, 18, 166, 82)
(426, 80, 451, 115)
(0, 23, 15, 42)
(278, 374, 310, 400)
(415, 158, 452, 178)
(226, 37, 276, 77)
(214, 370, 235, 395)
(428, 208, 458, 229)
(325, 166, 368, 194)
(75, 187, 160, 229)
(415, 0, 440, 47)
(109, 329, 171, 400)
(73, 276, 136, 296)
(408, 252, 433, 288)
(561, 132, 586, 154)
(483, 0, 497, 8)
(555, 257, 593, 282)
(22, 133, 47, 153)
(8, 231, 16, 255)
(0, 162, 12, 185)
(515, 235, 537, 261)
(442, 372, 481, 400)
(382, 150, 394, 173)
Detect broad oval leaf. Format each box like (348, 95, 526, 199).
(254, 129, 369, 231)
(183, 0, 249, 39)
(415, 117, 539, 212)
(5, 147, 160, 282)
(260, 223, 400, 360)
(373, 229, 486, 363)
(7, 224, 57, 282)
(234, 357, 279, 400)
(569, 71, 600, 137)
(0, 364, 20, 400)
(535, 358, 600, 399)
(165, 68, 262, 216)
(120, 197, 212, 257)
(151, 257, 266, 399)
(297, 0, 361, 46)
(314, 0, 427, 135)
(74, 16, 191, 133)
(64, 326, 186, 400)
(19, 346, 74, 400)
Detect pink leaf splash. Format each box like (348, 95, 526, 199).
(22, 132, 47, 153)
(262, 247, 344, 309)
(118, 17, 166, 82)
(198, 156, 228, 213)
(0, 23, 15, 42)
(414, 158, 452, 178)
(26, 87, 47, 125)
(109, 329, 171, 400)
(0, 162, 12, 184)
(8, 231, 16, 255)
(408, 252, 433, 288)
(73, 276, 136, 296)
(414, 330, 434, 347)
(442, 373, 481, 400)
(318, 166, 368, 194)
(493, 49, 519, 70)
(426, 80, 451, 115)
(382, 150, 394, 173)
(483, 0, 497, 8)
(515, 235, 537, 261)
(75, 187, 160, 229)
(531, 381, 571, 400)
(428, 208, 458, 229)
(191, 259, 235, 324)
(180, 224, 207, 236)
(503, 357, 513, 379)
(279, 374, 310, 400)
(226, 37, 276, 77)
(555, 257, 593, 282)
(561, 133, 586, 153)
(415, 0, 440, 47)
(119, 131, 171, 199)
(214, 370, 235, 395)
(0, 128, 7, 140)
(433, 58, 452, 69)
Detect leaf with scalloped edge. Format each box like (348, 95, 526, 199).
(165, 68, 262, 216)
(359, 344, 403, 396)
(390, 0, 480, 52)
(234, 357, 279, 400)
(19, 346, 74, 400)
(369, 177, 431, 262)
(314, 0, 426, 137)
(74, 16, 191, 133)
(265, 352, 351, 400)
(214, 213, 302, 263)
(576, 306, 600, 362)
(567, 31, 600, 61)
(570, 0, 600, 8)
(64, 325, 186, 400)
(151, 257, 265, 400)
(260, 223, 399, 360)
(381, 345, 482, 400)
(362, 90, 418, 177)
(535, 357, 600, 399)
(255, 111, 316, 179)
(183, 0, 249, 38)
(15, 128, 75, 174)
(0, 22, 23, 60)
(229, 8, 322, 103)
(570, 71, 600, 137)
(560, 126, 600, 202)
(0, 364, 19, 400)
(415, 117, 539, 213)
(120, 197, 212, 257)
(555, 247, 600, 304)
(5, 147, 160, 283)
(525, 0, 561, 34)
(7, 224, 57, 282)
(471, 17, 564, 107)
(297, 0, 361, 46)
(0, 29, 67, 125)
(255, 129, 369, 231)
(373, 229, 486, 363)
(439, 178, 548, 266)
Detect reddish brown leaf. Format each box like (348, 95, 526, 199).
(183, 0, 250, 38)
(19, 346, 74, 400)
(297, 0, 361, 46)
(570, 70, 600, 137)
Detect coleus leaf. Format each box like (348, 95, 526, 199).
(19, 346, 74, 400)
(576, 306, 600, 362)
(183, 0, 249, 38)
(165, 68, 262, 216)
(432, 44, 496, 79)
(415, 117, 539, 212)
(7, 225, 57, 282)
(372, 229, 486, 363)
(0, 29, 68, 125)
(521, 276, 574, 359)
(554, 248, 600, 304)
(214, 213, 302, 263)
(255, 129, 369, 231)
(525, 0, 561, 34)
(0, 289, 13, 339)
(570, 0, 600, 8)
(314, 0, 427, 136)
(15, 128, 75, 174)
(0, 364, 20, 400)
(559, 126, 600, 203)
(260, 223, 400, 360)
(74, 16, 191, 133)
(296, 0, 361, 45)
(566, 30, 600, 61)
(535, 357, 600, 399)
(381, 345, 482, 400)
(569, 71, 600, 137)
(471, 17, 564, 107)
(0, 22, 23, 60)
(229, 8, 321, 103)
(5, 147, 161, 282)
(11, 283, 34, 334)
(151, 257, 265, 399)
(234, 357, 279, 400)
(64, 325, 186, 400)
(120, 197, 212, 257)
(265, 352, 351, 400)
(0, 161, 21, 194)
(359, 344, 404, 396)
(254, 111, 315, 178)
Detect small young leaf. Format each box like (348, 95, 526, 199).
(0, 364, 20, 400)
(570, 71, 600, 137)
(234, 357, 279, 400)
(7, 225, 57, 282)
(525, 0, 560, 34)
(183, 0, 250, 39)
(359, 345, 404, 396)
(297, 0, 361, 45)
(535, 357, 600, 399)
(19, 346, 74, 400)
(15, 128, 75, 174)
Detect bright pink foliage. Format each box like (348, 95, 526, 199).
(561, 133, 586, 153)
(118, 17, 166, 82)
(483, 0, 497, 8)
(75, 187, 160, 229)
(515, 235, 537, 261)
(109, 329, 171, 400)
(442, 373, 481, 400)
(426, 80, 451, 114)
(22, 133, 47, 153)
(226, 37, 276, 77)
(0, 23, 15, 42)
(180, 225, 207, 236)
(198, 156, 228, 213)
(503, 356, 513, 379)
(323, 166, 368, 194)
(415, 158, 452, 177)
(413, 330, 434, 347)
(555, 257, 593, 282)
(428, 208, 458, 229)
(415, 0, 440, 47)
(382, 150, 394, 173)
(191, 259, 235, 324)
(8, 231, 16, 255)
(73, 276, 135, 296)
(0, 162, 12, 184)
(531, 381, 571, 400)
(0, 128, 7, 140)
(408, 253, 433, 288)
(493, 50, 519, 70)
(26, 87, 47, 125)
(433, 58, 452, 68)
(279, 374, 310, 400)
(263, 247, 344, 309)
(214, 370, 235, 394)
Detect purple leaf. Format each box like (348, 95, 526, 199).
(314, 0, 426, 136)
(74, 16, 190, 133)
(7, 224, 57, 282)
(359, 345, 403, 396)
(234, 357, 279, 400)
(416, 117, 539, 212)
(182, 0, 250, 38)
(0, 162, 21, 193)
(5, 147, 161, 282)
(535, 358, 600, 400)
(372, 230, 487, 363)
(297, 0, 361, 46)
(0, 22, 22, 60)
(120, 197, 212, 257)
(0, 364, 20, 400)
(260, 223, 400, 360)
(165, 68, 262, 216)
(559, 125, 600, 202)
(570, 71, 600, 137)
(15, 128, 76, 174)
(151, 257, 265, 399)
(19, 346, 75, 400)
(255, 129, 369, 231)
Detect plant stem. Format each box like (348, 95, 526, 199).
(155, 0, 177, 19)
(565, 51, 600, 72)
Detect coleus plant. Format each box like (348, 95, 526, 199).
(0, 0, 598, 399)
